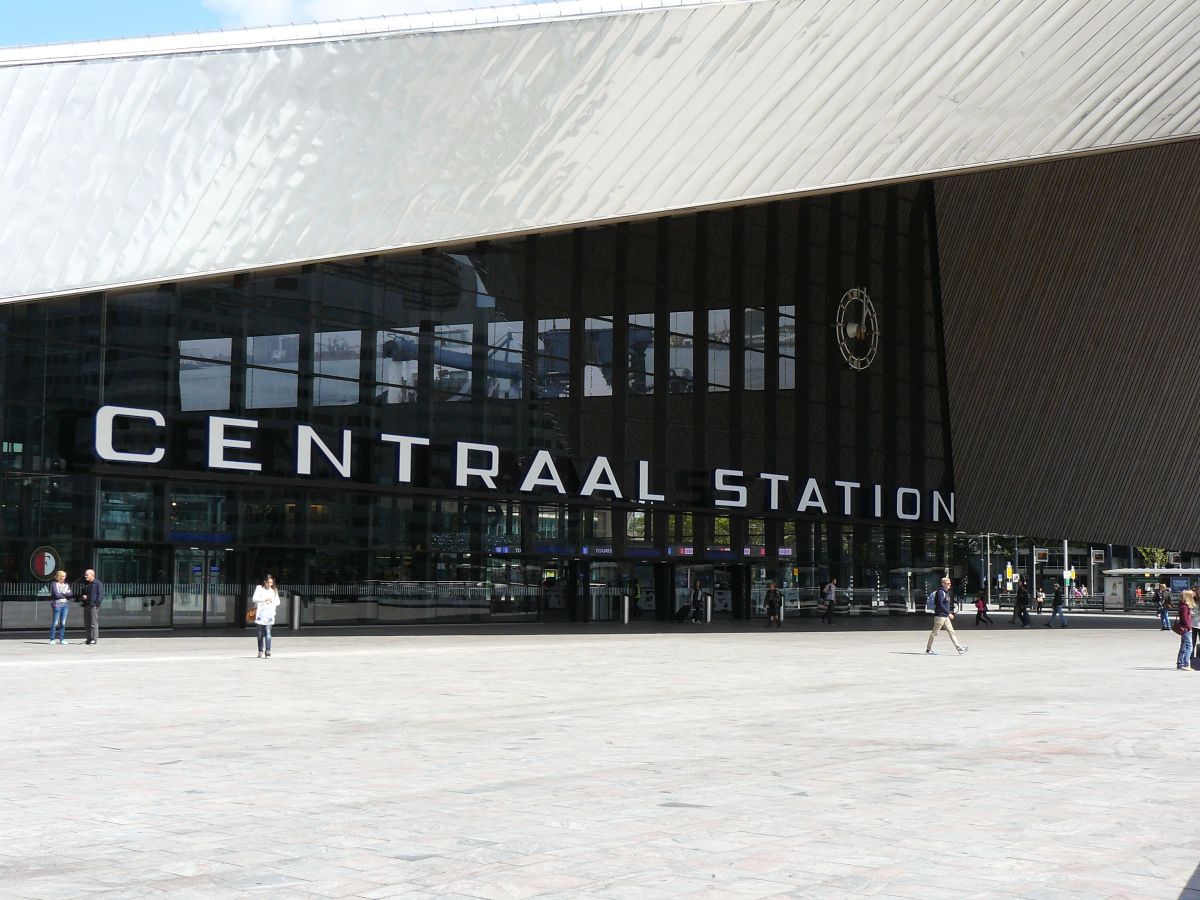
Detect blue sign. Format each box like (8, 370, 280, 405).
(1170, 576, 1190, 593)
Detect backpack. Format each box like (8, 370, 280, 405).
(926, 590, 938, 612)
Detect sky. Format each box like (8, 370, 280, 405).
(0, 0, 533, 47)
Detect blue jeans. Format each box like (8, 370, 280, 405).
(257, 623, 272, 654)
(1160, 608, 1171, 629)
(1048, 607, 1066, 626)
(1178, 631, 1193, 669)
(50, 605, 68, 642)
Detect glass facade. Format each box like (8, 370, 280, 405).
(0, 184, 961, 629)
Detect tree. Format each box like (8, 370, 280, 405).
(1136, 547, 1169, 570)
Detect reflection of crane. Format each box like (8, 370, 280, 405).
(539, 325, 656, 394)
(378, 322, 660, 400)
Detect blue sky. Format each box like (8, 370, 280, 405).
(0, 0, 534, 47)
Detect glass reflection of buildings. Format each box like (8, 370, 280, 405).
(0, 184, 958, 628)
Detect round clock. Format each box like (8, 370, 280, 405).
(835, 287, 879, 371)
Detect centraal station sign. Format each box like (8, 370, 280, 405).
(94, 405, 955, 525)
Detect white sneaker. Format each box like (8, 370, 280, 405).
(925, 649, 937, 655)
(59, 640, 67, 645)
(957, 646, 969, 655)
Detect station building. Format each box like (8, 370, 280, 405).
(1, 0, 1199, 629)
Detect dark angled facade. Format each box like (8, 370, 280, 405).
(0, 186, 959, 628)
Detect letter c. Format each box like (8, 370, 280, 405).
(95, 405, 165, 463)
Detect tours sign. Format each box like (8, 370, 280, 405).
(93, 405, 955, 525)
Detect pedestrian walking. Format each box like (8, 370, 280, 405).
(974, 591, 993, 627)
(80, 568, 104, 645)
(1046, 583, 1068, 628)
(1014, 583, 1031, 627)
(763, 581, 783, 628)
(689, 580, 704, 624)
(820, 577, 837, 624)
(1155, 583, 1172, 630)
(48, 570, 73, 645)
(252, 574, 281, 658)
(925, 577, 968, 656)
(1173, 589, 1194, 671)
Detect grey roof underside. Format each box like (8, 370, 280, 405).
(2, 0, 1199, 301)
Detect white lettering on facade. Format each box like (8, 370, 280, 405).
(519, 450, 566, 494)
(88, 409, 956, 525)
(580, 456, 623, 498)
(932, 490, 955, 524)
(638, 460, 664, 502)
(896, 487, 921, 520)
(714, 469, 748, 508)
(297, 426, 352, 478)
(94, 405, 165, 464)
(456, 442, 500, 489)
(379, 433, 430, 483)
(207, 417, 262, 472)
(834, 480, 860, 516)
(759, 473, 789, 510)
(797, 477, 827, 514)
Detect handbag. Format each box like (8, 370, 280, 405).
(245, 606, 257, 625)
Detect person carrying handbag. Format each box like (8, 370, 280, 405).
(1173, 590, 1195, 671)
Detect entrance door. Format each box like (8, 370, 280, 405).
(172, 548, 239, 626)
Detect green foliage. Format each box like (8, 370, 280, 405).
(1136, 547, 1169, 569)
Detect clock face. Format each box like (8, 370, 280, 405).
(835, 287, 879, 371)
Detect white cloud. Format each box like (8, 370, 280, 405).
(203, 0, 510, 28)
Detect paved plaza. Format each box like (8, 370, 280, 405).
(1, 618, 1198, 899)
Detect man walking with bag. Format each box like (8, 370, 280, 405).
(80, 568, 104, 645)
(926, 576, 968, 656)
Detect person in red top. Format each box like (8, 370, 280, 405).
(1174, 589, 1195, 671)
(973, 591, 993, 627)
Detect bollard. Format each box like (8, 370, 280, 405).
(292, 593, 301, 630)
(705, 592, 712, 624)
(622, 593, 630, 625)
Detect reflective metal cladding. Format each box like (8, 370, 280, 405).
(2, 0, 1200, 302)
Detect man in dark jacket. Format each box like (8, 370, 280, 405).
(925, 576, 968, 656)
(80, 568, 104, 645)
(1014, 584, 1031, 627)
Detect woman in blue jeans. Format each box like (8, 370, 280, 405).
(48, 569, 73, 645)
(1175, 590, 1194, 671)
(252, 574, 280, 658)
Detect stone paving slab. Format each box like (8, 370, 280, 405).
(0, 623, 1196, 898)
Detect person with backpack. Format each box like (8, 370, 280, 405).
(974, 590, 993, 627)
(925, 576, 968, 656)
(820, 577, 837, 624)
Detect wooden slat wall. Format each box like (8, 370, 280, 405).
(935, 138, 1200, 549)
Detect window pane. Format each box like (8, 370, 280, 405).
(537, 318, 570, 398)
(432, 324, 473, 401)
(668, 311, 693, 393)
(314, 331, 361, 407)
(584, 318, 614, 397)
(376, 328, 418, 403)
(246, 334, 299, 370)
(246, 334, 298, 408)
(487, 322, 523, 399)
(179, 338, 231, 411)
(628, 313, 655, 395)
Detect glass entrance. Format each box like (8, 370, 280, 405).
(172, 548, 239, 626)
